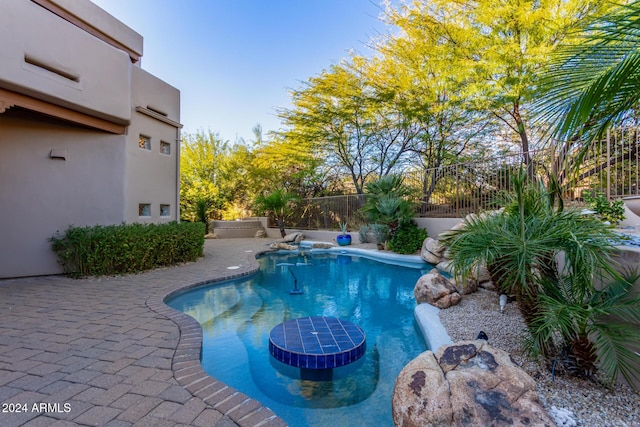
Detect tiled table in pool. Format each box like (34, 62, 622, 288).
(268, 316, 366, 378)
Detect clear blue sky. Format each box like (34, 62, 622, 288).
(91, 0, 390, 143)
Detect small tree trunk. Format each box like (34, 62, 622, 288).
(277, 217, 286, 238)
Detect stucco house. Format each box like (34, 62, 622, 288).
(0, 0, 181, 278)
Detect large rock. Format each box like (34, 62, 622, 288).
(414, 272, 461, 309)
(436, 260, 454, 275)
(452, 277, 478, 295)
(426, 237, 445, 256)
(471, 262, 492, 283)
(393, 340, 555, 427)
(279, 232, 304, 243)
(421, 242, 442, 264)
(269, 242, 297, 250)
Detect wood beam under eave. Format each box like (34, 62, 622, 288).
(0, 88, 127, 134)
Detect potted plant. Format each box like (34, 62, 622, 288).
(337, 221, 352, 246)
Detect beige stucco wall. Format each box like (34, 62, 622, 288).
(0, 0, 132, 123)
(0, 111, 127, 277)
(125, 67, 180, 223)
(0, 1, 180, 278)
(47, 0, 143, 59)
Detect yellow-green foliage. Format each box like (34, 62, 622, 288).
(50, 222, 205, 278)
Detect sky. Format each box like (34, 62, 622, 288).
(91, 0, 392, 143)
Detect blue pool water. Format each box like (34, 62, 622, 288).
(167, 250, 432, 427)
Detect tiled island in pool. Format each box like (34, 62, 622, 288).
(269, 316, 366, 380)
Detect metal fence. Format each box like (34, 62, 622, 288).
(568, 128, 640, 200)
(287, 194, 368, 230)
(287, 128, 640, 228)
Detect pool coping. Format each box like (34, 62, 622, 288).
(147, 244, 443, 427)
(146, 249, 288, 427)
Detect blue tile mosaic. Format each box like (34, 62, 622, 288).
(268, 316, 366, 370)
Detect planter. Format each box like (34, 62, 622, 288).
(337, 234, 352, 246)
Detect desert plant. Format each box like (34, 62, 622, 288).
(358, 224, 371, 243)
(370, 223, 390, 244)
(338, 221, 349, 235)
(360, 175, 415, 235)
(531, 270, 640, 386)
(388, 221, 427, 255)
(441, 171, 640, 384)
(195, 198, 211, 233)
(253, 189, 299, 238)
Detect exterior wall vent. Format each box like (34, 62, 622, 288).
(49, 148, 67, 160)
(24, 55, 80, 83)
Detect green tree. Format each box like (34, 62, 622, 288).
(251, 126, 326, 198)
(373, 15, 497, 206)
(384, 0, 606, 176)
(180, 130, 230, 223)
(279, 60, 419, 194)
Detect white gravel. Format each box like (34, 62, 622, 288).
(438, 288, 640, 427)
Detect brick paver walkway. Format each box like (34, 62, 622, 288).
(0, 238, 287, 427)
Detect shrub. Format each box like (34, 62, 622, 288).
(358, 224, 370, 243)
(371, 223, 391, 243)
(388, 221, 427, 254)
(584, 192, 625, 225)
(50, 222, 205, 277)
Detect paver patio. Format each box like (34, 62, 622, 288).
(0, 238, 287, 427)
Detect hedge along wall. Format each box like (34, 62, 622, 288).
(50, 222, 205, 277)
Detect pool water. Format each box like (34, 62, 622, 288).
(168, 251, 432, 427)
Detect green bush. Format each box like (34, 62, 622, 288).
(583, 192, 625, 225)
(50, 222, 205, 277)
(388, 221, 427, 254)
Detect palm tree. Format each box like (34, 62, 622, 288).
(536, 1, 640, 144)
(531, 270, 640, 386)
(253, 189, 299, 238)
(441, 171, 640, 385)
(360, 175, 416, 236)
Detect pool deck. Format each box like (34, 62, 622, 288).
(0, 238, 288, 427)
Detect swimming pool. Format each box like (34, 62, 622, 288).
(167, 250, 432, 427)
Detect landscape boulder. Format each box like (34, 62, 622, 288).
(421, 243, 442, 264)
(393, 340, 555, 427)
(414, 271, 461, 309)
(451, 277, 478, 295)
(269, 242, 298, 250)
(278, 232, 304, 244)
(312, 242, 334, 249)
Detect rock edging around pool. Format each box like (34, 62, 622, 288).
(392, 340, 556, 427)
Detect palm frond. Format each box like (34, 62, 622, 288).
(535, 1, 640, 142)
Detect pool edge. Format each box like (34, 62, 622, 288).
(146, 250, 288, 427)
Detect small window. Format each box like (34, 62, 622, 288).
(160, 204, 170, 217)
(160, 141, 171, 155)
(138, 135, 151, 150)
(138, 203, 151, 217)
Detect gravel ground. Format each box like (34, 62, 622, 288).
(438, 288, 640, 427)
